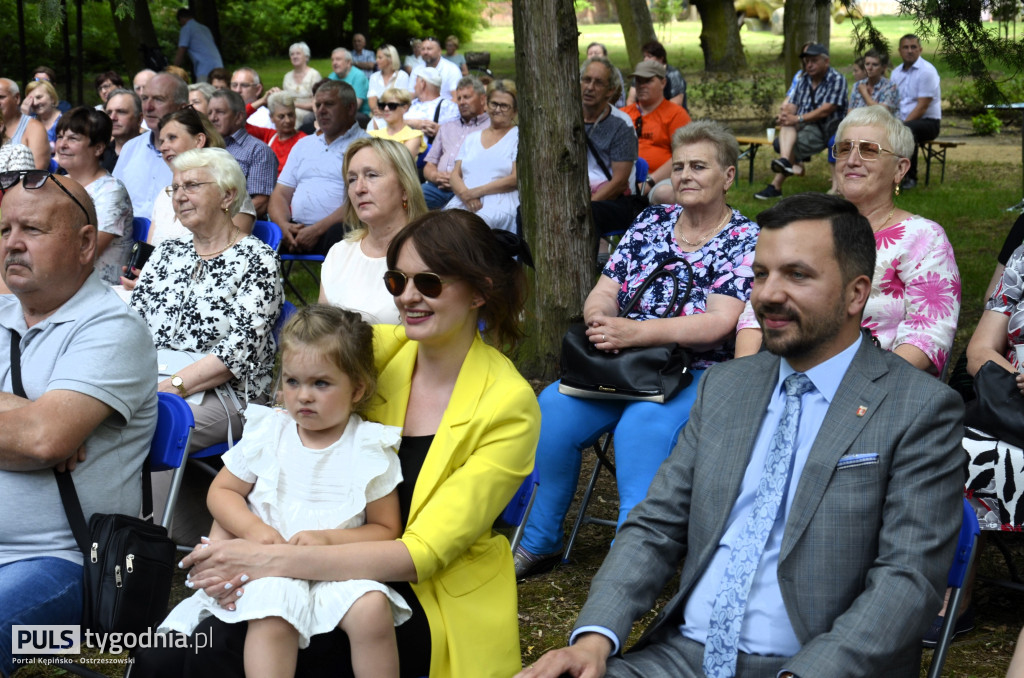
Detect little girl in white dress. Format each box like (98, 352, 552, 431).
(159, 305, 410, 678)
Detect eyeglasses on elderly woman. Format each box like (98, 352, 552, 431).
(832, 139, 899, 161)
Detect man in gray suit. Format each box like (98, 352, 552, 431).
(520, 193, 964, 678)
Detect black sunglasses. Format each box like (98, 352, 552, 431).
(383, 270, 448, 298)
(0, 170, 91, 223)
(380, 101, 403, 111)
(634, 114, 643, 137)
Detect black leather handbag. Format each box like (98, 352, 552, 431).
(964, 360, 1024, 448)
(559, 257, 694, 403)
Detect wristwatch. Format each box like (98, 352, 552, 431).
(170, 375, 188, 398)
(798, 114, 804, 124)
(645, 177, 656, 189)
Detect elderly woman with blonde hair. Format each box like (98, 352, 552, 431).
(319, 137, 428, 323)
(283, 41, 321, 124)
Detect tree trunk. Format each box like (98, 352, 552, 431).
(109, 0, 160, 77)
(612, 0, 657, 68)
(352, 0, 370, 41)
(815, 2, 831, 49)
(781, 0, 820, 82)
(512, 0, 595, 380)
(694, 0, 747, 72)
(191, 0, 222, 56)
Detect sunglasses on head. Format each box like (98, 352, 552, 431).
(383, 270, 448, 298)
(832, 139, 899, 161)
(380, 101, 403, 111)
(0, 170, 91, 222)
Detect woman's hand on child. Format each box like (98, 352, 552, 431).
(287, 530, 331, 546)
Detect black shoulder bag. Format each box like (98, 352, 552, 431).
(10, 329, 176, 634)
(559, 257, 694, 403)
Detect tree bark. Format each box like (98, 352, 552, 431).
(612, 0, 657, 67)
(512, 0, 595, 380)
(191, 0, 222, 56)
(694, 0, 747, 72)
(781, 0, 821, 82)
(352, 0, 370, 41)
(109, 0, 160, 77)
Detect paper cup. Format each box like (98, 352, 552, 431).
(766, 128, 776, 143)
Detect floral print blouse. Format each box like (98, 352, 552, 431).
(129, 236, 283, 400)
(603, 204, 759, 369)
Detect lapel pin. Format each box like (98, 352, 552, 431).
(856, 405, 868, 417)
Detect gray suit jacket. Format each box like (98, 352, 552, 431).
(574, 338, 965, 678)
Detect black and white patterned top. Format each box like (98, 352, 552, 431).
(129, 235, 283, 400)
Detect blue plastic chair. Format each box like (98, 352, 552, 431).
(151, 393, 196, 528)
(280, 253, 325, 305)
(634, 157, 649, 195)
(496, 469, 540, 552)
(926, 498, 981, 678)
(131, 216, 151, 243)
(251, 219, 282, 251)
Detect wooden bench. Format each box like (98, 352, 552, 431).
(734, 135, 774, 185)
(920, 140, 960, 186)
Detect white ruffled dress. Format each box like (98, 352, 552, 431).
(158, 405, 412, 647)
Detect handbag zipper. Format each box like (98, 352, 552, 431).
(126, 554, 135, 573)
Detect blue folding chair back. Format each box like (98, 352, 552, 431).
(634, 157, 649, 195)
(152, 393, 195, 528)
(925, 497, 981, 678)
(496, 468, 539, 552)
(252, 219, 283, 251)
(131, 217, 151, 243)
(273, 300, 298, 344)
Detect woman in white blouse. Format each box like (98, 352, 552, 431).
(282, 41, 321, 125)
(368, 44, 410, 122)
(318, 137, 427, 324)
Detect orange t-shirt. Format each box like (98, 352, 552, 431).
(620, 99, 690, 172)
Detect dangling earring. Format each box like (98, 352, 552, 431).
(894, 183, 901, 197)
(402, 198, 408, 211)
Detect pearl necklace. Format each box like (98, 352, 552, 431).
(679, 207, 732, 247)
(196, 227, 240, 259)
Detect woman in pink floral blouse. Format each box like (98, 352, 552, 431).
(737, 106, 960, 375)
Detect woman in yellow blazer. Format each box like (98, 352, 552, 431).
(157, 210, 539, 678)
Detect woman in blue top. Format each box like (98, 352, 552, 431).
(515, 121, 760, 577)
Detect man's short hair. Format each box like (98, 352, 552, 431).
(1, 78, 19, 96)
(207, 67, 230, 84)
(105, 88, 142, 115)
(456, 76, 486, 96)
(234, 66, 261, 86)
(210, 89, 246, 116)
(176, 7, 194, 20)
(863, 48, 890, 68)
(332, 47, 352, 62)
(899, 33, 921, 44)
(580, 56, 618, 92)
(33, 65, 58, 82)
(155, 73, 190, 105)
(757, 193, 875, 284)
(315, 79, 356, 108)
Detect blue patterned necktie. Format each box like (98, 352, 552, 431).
(702, 372, 815, 678)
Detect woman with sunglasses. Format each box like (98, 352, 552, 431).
(134, 209, 539, 678)
(368, 88, 426, 158)
(736, 106, 960, 375)
(368, 45, 409, 124)
(54, 107, 133, 285)
(318, 137, 427, 324)
(444, 79, 519, 233)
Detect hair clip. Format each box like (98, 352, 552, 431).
(492, 229, 534, 268)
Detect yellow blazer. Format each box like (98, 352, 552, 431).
(367, 326, 540, 678)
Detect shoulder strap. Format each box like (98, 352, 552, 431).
(583, 128, 613, 181)
(618, 256, 694, 319)
(8, 329, 155, 559)
(433, 99, 443, 124)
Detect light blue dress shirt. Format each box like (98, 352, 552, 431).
(112, 132, 170, 220)
(573, 335, 863, 665)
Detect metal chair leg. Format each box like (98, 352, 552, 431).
(563, 435, 617, 563)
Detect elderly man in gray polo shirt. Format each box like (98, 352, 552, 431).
(269, 80, 368, 255)
(0, 172, 157, 677)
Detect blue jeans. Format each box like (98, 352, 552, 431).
(0, 557, 83, 677)
(520, 370, 705, 556)
(421, 182, 454, 210)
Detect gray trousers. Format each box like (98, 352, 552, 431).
(607, 626, 789, 678)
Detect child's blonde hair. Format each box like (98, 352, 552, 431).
(278, 305, 377, 414)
